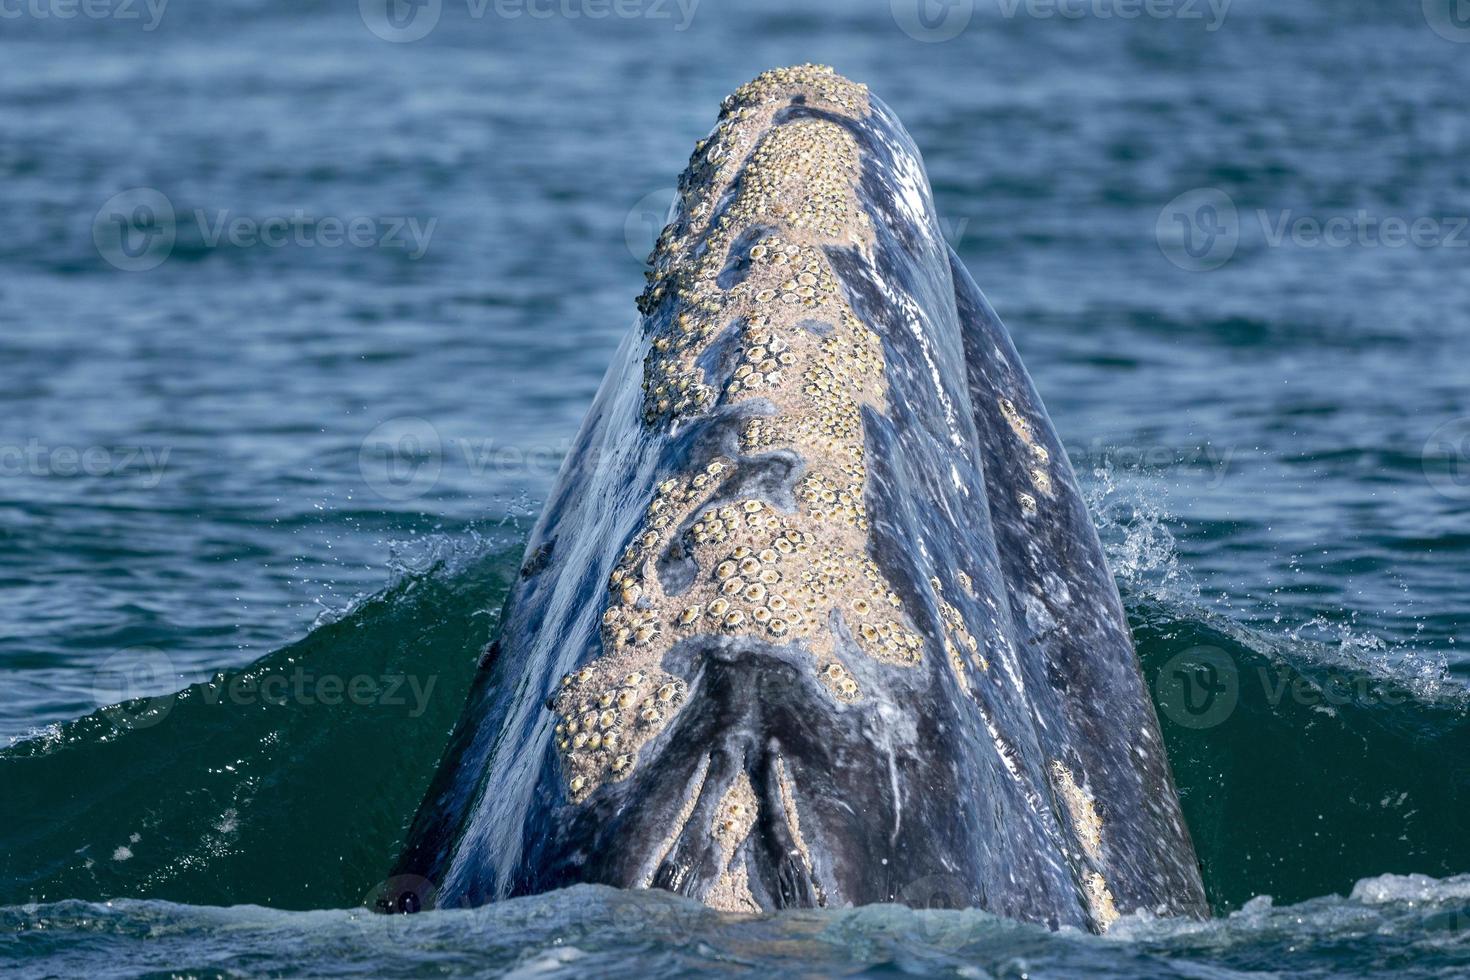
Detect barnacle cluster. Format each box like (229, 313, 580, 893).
(1050, 761, 1121, 930)
(998, 396, 1054, 511)
(552, 66, 963, 803)
(705, 773, 762, 913)
(933, 575, 987, 691)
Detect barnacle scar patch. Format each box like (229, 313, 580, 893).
(640, 64, 871, 303)
(1084, 872, 1121, 932)
(1050, 761, 1119, 930)
(705, 773, 761, 914)
(932, 576, 987, 690)
(956, 570, 977, 597)
(998, 396, 1055, 500)
(553, 67, 928, 803)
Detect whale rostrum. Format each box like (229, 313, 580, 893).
(389, 64, 1209, 932)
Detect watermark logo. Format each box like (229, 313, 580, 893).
(357, 419, 580, 501)
(195, 668, 439, 716)
(996, 0, 1230, 30)
(1155, 645, 1417, 730)
(1158, 188, 1470, 272)
(891, 0, 974, 42)
(359, 0, 442, 42)
(625, 187, 678, 263)
(1155, 645, 1238, 729)
(91, 654, 441, 734)
(0, 439, 171, 487)
(360, 417, 444, 502)
(94, 188, 176, 273)
(0, 0, 168, 30)
(896, 873, 978, 947)
(1423, 417, 1470, 500)
(937, 215, 971, 249)
(361, 0, 698, 42)
(1066, 438, 1236, 488)
(1424, 0, 1470, 43)
(93, 646, 178, 731)
(94, 188, 438, 271)
(1256, 210, 1470, 251)
(896, 0, 1230, 38)
(1156, 188, 1239, 272)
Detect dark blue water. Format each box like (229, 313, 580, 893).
(3, 1, 1469, 976)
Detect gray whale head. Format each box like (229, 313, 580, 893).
(390, 65, 1207, 932)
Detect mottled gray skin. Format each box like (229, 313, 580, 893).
(390, 79, 1207, 931)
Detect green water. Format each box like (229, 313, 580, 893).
(3, 0, 1468, 974)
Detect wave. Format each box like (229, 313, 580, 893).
(4, 872, 1470, 978)
(1083, 461, 1470, 911)
(0, 538, 518, 910)
(2, 486, 1466, 921)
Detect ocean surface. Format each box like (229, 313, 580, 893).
(3, 0, 1469, 976)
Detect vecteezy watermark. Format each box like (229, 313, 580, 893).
(93, 188, 175, 272)
(1154, 645, 1415, 730)
(892, 0, 1228, 40)
(625, 187, 679, 264)
(0, 439, 171, 488)
(891, 0, 975, 42)
(0, 0, 168, 30)
(1423, 0, 1470, 43)
(1423, 417, 1470, 500)
(91, 651, 442, 732)
(360, 417, 445, 502)
(1155, 188, 1239, 272)
(1064, 438, 1236, 488)
(92, 188, 437, 272)
(93, 646, 180, 731)
(1157, 188, 1470, 271)
(191, 668, 439, 716)
(359, 417, 575, 501)
(896, 873, 983, 949)
(359, 0, 699, 43)
(1154, 645, 1239, 729)
(995, 0, 1230, 29)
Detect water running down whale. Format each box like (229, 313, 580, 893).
(388, 64, 1208, 932)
